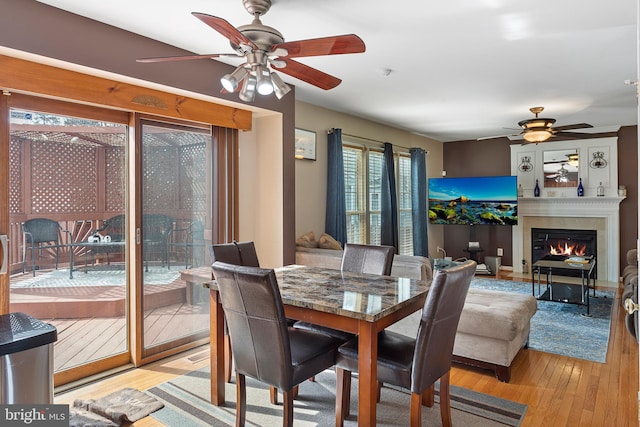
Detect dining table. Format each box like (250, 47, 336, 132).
(204, 264, 431, 427)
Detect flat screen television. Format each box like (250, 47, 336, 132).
(428, 175, 518, 225)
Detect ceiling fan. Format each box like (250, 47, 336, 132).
(478, 107, 594, 143)
(137, 0, 366, 101)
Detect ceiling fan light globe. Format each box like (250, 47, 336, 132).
(239, 75, 257, 102)
(524, 129, 552, 142)
(254, 64, 274, 95)
(271, 72, 291, 99)
(221, 66, 249, 93)
(257, 80, 274, 95)
(220, 76, 238, 92)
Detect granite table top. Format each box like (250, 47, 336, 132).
(206, 264, 431, 323)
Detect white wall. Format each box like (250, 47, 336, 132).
(238, 113, 285, 268)
(294, 101, 445, 256)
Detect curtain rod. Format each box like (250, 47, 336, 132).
(328, 129, 426, 153)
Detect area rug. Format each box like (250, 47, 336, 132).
(470, 278, 613, 363)
(11, 267, 180, 288)
(70, 387, 164, 427)
(147, 367, 526, 426)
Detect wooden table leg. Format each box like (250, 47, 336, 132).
(357, 321, 377, 426)
(210, 289, 225, 405)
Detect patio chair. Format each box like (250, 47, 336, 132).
(90, 214, 126, 266)
(142, 214, 174, 269)
(90, 213, 174, 270)
(168, 219, 205, 269)
(22, 218, 71, 276)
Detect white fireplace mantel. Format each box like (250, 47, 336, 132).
(512, 196, 625, 283)
(518, 196, 625, 215)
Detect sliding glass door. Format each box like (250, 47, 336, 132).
(140, 119, 211, 355)
(7, 97, 130, 383)
(3, 95, 220, 384)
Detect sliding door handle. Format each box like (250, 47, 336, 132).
(0, 235, 7, 274)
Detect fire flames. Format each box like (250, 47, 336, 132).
(548, 242, 587, 257)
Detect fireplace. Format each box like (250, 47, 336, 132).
(531, 228, 597, 277)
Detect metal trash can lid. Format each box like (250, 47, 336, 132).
(0, 312, 57, 356)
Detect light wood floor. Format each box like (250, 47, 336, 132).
(55, 284, 639, 427)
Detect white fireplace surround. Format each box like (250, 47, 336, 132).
(512, 197, 624, 283)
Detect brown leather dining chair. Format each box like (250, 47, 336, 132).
(211, 261, 344, 427)
(294, 243, 395, 341)
(340, 242, 395, 275)
(210, 241, 260, 383)
(334, 259, 477, 427)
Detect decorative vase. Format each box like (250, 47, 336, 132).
(534, 180, 540, 197)
(577, 178, 584, 197)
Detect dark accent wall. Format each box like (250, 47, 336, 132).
(618, 125, 638, 272)
(0, 0, 297, 264)
(442, 137, 513, 265)
(444, 129, 639, 273)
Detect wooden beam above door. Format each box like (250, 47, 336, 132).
(0, 55, 252, 131)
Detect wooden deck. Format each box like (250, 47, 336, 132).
(8, 268, 209, 372)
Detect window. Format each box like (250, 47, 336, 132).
(343, 140, 413, 255)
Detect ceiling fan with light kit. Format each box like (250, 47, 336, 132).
(478, 107, 596, 143)
(137, 0, 366, 102)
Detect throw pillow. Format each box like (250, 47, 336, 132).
(296, 231, 319, 248)
(318, 232, 342, 250)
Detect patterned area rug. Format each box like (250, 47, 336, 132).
(11, 268, 180, 288)
(147, 367, 527, 426)
(470, 278, 613, 363)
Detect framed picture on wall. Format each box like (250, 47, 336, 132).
(295, 128, 316, 160)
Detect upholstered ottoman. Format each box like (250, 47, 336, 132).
(452, 288, 538, 382)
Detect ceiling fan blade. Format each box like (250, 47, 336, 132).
(137, 53, 236, 63)
(274, 58, 341, 90)
(553, 131, 604, 139)
(192, 12, 258, 50)
(553, 123, 593, 131)
(273, 34, 365, 58)
(477, 131, 521, 141)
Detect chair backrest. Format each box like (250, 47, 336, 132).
(22, 218, 61, 244)
(190, 220, 205, 241)
(210, 241, 260, 268)
(98, 214, 126, 241)
(411, 260, 476, 394)
(234, 241, 260, 267)
(341, 243, 394, 276)
(143, 214, 174, 242)
(211, 262, 293, 390)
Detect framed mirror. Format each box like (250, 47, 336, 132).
(543, 149, 579, 188)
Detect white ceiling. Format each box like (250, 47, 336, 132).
(37, 0, 638, 142)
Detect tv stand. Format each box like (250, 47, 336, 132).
(464, 247, 483, 262)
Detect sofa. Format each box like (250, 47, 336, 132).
(295, 246, 433, 281)
(622, 248, 638, 341)
(295, 246, 537, 382)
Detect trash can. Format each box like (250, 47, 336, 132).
(0, 312, 57, 404)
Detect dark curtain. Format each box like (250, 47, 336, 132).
(381, 142, 398, 252)
(325, 128, 347, 246)
(410, 148, 429, 257)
